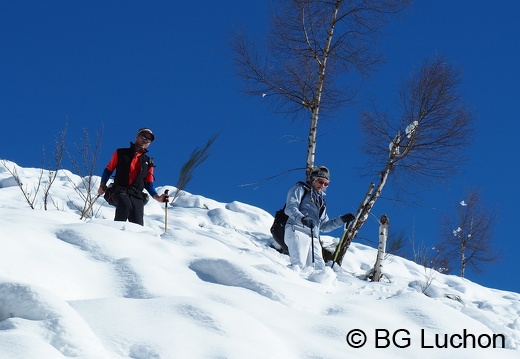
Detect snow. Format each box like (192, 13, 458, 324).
(1, 160, 519, 359)
(405, 121, 418, 138)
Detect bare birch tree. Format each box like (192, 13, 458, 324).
(332, 57, 474, 266)
(233, 0, 410, 180)
(438, 189, 499, 278)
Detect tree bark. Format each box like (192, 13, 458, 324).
(372, 214, 389, 281)
(305, 1, 341, 179)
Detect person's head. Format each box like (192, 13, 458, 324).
(310, 166, 330, 192)
(135, 128, 155, 149)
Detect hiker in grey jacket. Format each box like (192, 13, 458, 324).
(284, 166, 354, 271)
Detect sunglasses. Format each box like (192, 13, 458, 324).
(316, 179, 329, 187)
(139, 134, 153, 143)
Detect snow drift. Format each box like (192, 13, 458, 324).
(0, 160, 519, 359)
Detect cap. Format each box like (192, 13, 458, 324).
(136, 128, 155, 141)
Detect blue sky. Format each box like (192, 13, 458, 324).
(1, 1, 519, 294)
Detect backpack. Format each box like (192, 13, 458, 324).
(270, 207, 291, 254)
(104, 185, 120, 206)
(270, 182, 309, 254)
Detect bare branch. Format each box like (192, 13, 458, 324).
(1, 160, 40, 209)
(232, 0, 410, 176)
(66, 126, 104, 219)
(43, 121, 67, 210)
(437, 189, 500, 278)
(171, 132, 220, 203)
(361, 57, 474, 184)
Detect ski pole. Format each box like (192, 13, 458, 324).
(164, 189, 169, 232)
(310, 226, 315, 267)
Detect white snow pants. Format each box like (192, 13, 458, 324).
(284, 225, 325, 270)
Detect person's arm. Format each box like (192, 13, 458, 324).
(284, 185, 306, 224)
(144, 167, 169, 203)
(97, 150, 118, 195)
(146, 183, 169, 203)
(319, 212, 344, 233)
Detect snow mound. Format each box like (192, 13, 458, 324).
(0, 161, 519, 358)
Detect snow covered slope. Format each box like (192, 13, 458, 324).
(1, 161, 519, 359)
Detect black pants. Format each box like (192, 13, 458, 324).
(114, 189, 145, 225)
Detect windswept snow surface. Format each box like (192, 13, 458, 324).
(1, 161, 519, 359)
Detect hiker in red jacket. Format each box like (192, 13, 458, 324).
(97, 128, 169, 225)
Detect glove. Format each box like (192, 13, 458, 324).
(341, 213, 355, 223)
(301, 217, 317, 229)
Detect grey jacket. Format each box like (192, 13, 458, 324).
(284, 181, 344, 235)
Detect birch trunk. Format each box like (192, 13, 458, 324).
(305, 1, 341, 179)
(332, 135, 399, 266)
(372, 215, 389, 281)
(333, 160, 393, 266)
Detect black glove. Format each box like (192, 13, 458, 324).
(301, 217, 317, 229)
(341, 213, 355, 223)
